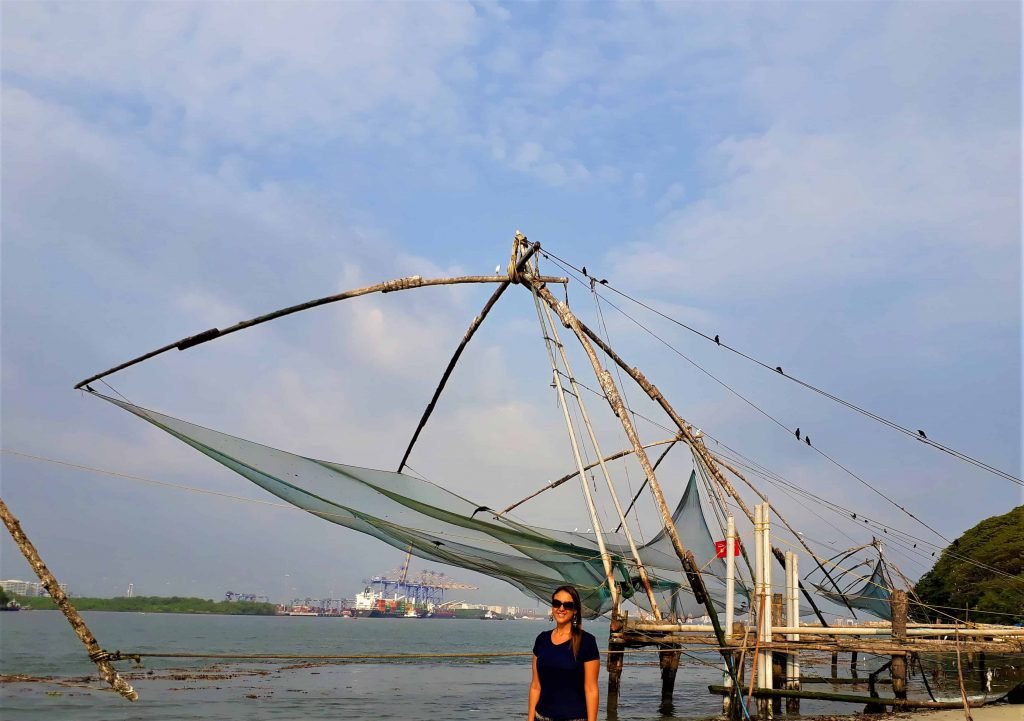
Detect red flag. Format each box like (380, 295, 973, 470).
(715, 539, 741, 558)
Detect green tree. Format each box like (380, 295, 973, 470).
(914, 506, 1023, 624)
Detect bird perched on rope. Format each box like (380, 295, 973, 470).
(805, 436, 811, 446)
(917, 429, 928, 440)
(714, 334, 720, 345)
(776, 366, 784, 374)
(795, 428, 801, 440)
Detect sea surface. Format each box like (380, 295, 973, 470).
(0, 611, 934, 721)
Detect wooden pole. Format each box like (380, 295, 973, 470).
(0, 497, 138, 701)
(397, 238, 542, 472)
(494, 438, 676, 518)
(526, 279, 743, 707)
(525, 288, 842, 629)
(954, 625, 975, 721)
(891, 590, 908, 701)
(771, 592, 785, 715)
(545, 337, 621, 610)
(607, 611, 625, 719)
(75, 270, 564, 390)
(660, 644, 682, 714)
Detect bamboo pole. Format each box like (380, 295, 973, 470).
(0, 497, 138, 701)
(517, 287, 835, 633)
(539, 299, 660, 617)
(526, 281, 723, 622)
(494, 438, 676, 519)
(525, 277, 744, 713)
(614, 440, 678, 532)
(397, 239, 541, 472)
(74, 270, 567, 390)
(534, 298, 620, 610)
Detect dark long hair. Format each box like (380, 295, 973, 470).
(552, 584, 583, 659)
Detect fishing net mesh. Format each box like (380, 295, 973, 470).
(99, 393, 749, 618)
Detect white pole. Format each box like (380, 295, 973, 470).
(723, 514, 736, 715)
(753, 504, 764, 694)
(790, 551, 800, 689)
(726, 514, 736, 638)
(761, 504, 773, 718)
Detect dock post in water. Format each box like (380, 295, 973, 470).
(891, 590, 909, 702)
(660, 643, 682, 714)
(772, 592, 785, 714)
(607, 610, 625, 720)
(784, 551, 800, 714)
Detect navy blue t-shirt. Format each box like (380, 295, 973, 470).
(533, 629, 600, 720)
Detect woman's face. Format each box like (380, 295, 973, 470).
(552, 590, 575, 624)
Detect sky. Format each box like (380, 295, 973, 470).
(1, 2, 1020, 611)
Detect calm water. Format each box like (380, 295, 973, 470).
(1, 611, 906, 721)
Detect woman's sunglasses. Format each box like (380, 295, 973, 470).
(551, 599, 576, 611)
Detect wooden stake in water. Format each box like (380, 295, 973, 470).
(0, 496, 138, 701)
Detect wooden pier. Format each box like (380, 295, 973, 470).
(603, 499, 1023, 718)
(605, 589, 1024, 718)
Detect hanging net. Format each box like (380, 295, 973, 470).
(813, 556, 895, 620)
(95, 393, 750, 618)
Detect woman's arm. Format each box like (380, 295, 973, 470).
(584, 658, 600, 721)
(528, 656, 541, 721)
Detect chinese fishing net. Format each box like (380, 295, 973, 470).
(95, 393, 750, 618)
(814, 557, 895, 620)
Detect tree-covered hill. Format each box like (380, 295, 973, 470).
(913, 505, 1023, 624)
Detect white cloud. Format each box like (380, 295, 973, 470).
(3, 2, 482, 151)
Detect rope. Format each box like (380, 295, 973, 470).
(540, 248, 1020, 487)
(104, 646, 742, 661)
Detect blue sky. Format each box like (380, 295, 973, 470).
(1, 2, 1020, 610)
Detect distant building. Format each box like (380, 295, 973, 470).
(0, 579, 68, 597)
(0, 579, 35, 596)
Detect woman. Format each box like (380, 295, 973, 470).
(528, 585, 600, 721)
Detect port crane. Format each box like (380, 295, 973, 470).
(365, 566, 478, 606)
